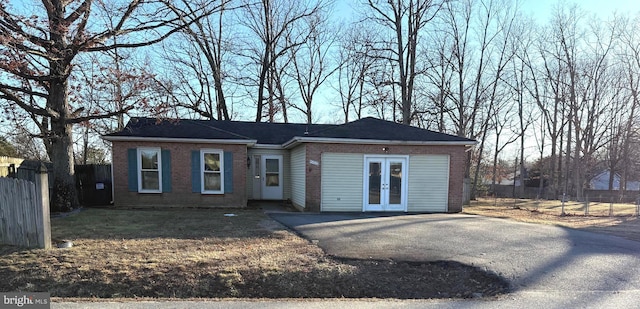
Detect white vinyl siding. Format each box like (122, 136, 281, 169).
(407, 155, 450, 212)
(321, 153, 363, 211)
(290, 145, 306, 209)
(247, 149, 291, 199)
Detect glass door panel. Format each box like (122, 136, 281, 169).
(388, 162, 402, 205)
(368, 161, 382, 205)
(364, 157, 407, 212)
(265, 158, 280, 187)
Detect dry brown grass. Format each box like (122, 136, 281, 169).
(0, 208, 508, 299)
(465, 198, 640, 241)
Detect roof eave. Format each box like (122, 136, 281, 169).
(102, 135, 257, 146)
(282, 136, 477, 149)
(252, 143, 285, 149)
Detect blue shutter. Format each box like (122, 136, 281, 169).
(127, 149, 138, 192)
(191, 150, 201, 193)
(224, 151, 233, 193)
(161, 149, 171, 193)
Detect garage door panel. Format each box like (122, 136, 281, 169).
(321, 153, 363, 212)
(408, 155, 449, 212)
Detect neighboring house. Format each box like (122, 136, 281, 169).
(482, 172, 522, 186)
(102, 117, 476, 213)
(590, 170, 640, 191)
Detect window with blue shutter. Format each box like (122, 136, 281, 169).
(191, 150, 201, 193)
(224, 152, 233, 193)
(127, 149, 138, 192)
(161, 149, 171, 193)
(200, 149, 224, 194)
(137, 147, 162, 193)
(191, 149, 233, 194)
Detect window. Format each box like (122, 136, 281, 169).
(201, 149, 224, 194)
(138, 148, 162, 193)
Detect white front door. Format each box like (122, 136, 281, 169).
(364, 156, 407, 211)
(261, 155, 283, 200)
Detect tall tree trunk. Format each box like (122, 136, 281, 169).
(48, 73, 79, 212)
(564, 108, 572, 199)
(518, 76, 526, 198)
(214, 70, 229, 120)
(256, 48, 270, 122)
(538, 125, 545, 198)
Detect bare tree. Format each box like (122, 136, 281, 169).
(73, 47, 159, 167)
(439, 0, 473, 138)
(238, 0, 323, 122)
(0, 0, 205, 211)
(155, 40, 221, 119)
(573, 15, 619, 198)
(528, 3, 619, 200)
(522, 24, 566, 197)
(334, 23, 385, 122)
(163, 0, 235, 120)
(362, 0, 444, 124)
(607, 14, 640, 195)
(423, 27, 454, 132)
(470, 0, 521, 198)
(542, 3, 583, 200)
(289, 11, 339, 124)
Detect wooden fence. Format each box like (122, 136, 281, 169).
(0, 165, 51, 249)
(463, 178, 471, 205)
(1, 157, 113, 207)
(76, 164, 112, 206)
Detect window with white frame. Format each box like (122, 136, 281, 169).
(138, 147, 162, 193)
(201, 149, 224, 194)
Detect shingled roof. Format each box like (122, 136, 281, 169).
(104, 117, 475, 145)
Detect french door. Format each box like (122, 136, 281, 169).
(364, 156, 407, 211)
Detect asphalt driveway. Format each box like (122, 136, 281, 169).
(270, 213, 640, 305)
(52, 212, 640, 309)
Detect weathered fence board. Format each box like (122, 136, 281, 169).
(0, 166, 51, 249)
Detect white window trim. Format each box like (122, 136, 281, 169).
(137, 147, 162, 193)
(201, 149, 224, 194)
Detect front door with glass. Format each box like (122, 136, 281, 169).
(260, 155, 283, 200)
(364, 156, 407, 211)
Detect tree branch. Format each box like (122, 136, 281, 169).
(0, 88, 56, 118)
(0, 82, 48, 98)
(68, 105, 135, 124)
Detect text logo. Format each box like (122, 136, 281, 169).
(0, 293, 49, 309)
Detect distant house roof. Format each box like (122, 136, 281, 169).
(103, 117, 476, 146)
(590, 170, 640, 191)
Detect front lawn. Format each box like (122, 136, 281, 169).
(0, 208, 508, 299)
(465, 198, 640, 241)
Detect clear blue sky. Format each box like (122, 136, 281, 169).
(337, 0, 640, 21)
(521, 0, 640, 20)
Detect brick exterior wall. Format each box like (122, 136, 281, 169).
(303, 143, 468, 213)
(111, 141, 247, 208)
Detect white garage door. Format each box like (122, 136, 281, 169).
(321, 153, 363, 212)
(407, 155, 450, 212)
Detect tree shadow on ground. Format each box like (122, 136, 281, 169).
(0, 256, 509, 299)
